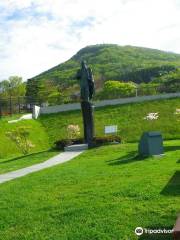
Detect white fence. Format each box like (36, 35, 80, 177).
(39, 92, 180, 115)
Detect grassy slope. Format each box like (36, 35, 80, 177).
(0, 140, 179, 240)
(0, 118, 50, 159)
(0, 117, 60, 174)
(39, 98, 180, 145)
(1, 98, 179, 173)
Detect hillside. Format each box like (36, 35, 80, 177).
(1, 97, 179, 173)
(26, 44, 180, 103)
(0, 117, 50, 159)
(0, 98, 179, 161)
(39, 98, 180, 144)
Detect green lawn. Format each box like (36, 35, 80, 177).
(39, 98, 180, 145)
(0, 150, 60, 174)
(0, 140, 179, 240)
(0, 117, 60, 174)
(0, 118, 50, 159)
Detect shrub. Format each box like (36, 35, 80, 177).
(99, 80, 136, 99)
(55, 136, 121, 150)
(47, 91, 64, 105)
(55, 138, 84, 150)
(55, 139, 73, 150)
(67, 124, 80, 139)
(93, 135, 121, 146)
(6, 127, 34, 155)
(138, 83, 158, 96)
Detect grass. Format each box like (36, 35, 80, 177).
(39, 98, 180, 145)
(0, 139, 179, 240)
(0, 98, 179, 160)
(0, 116, 59, 174)
(0, 118, 50, 159)
(0, 150, 60, 174)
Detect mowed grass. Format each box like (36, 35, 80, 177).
(0, 98, 179, 162)
(0, 140, 179, 240)
(0, 150, 60, 174)
(0, 118, 60, 174)
(39, 98, 180, 145)
(0, 119, 50, 159)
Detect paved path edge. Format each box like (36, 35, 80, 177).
(0, 150, 84, 184)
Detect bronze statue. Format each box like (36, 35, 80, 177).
(76, 60, 95, 146)
(76, 60, 95, 101)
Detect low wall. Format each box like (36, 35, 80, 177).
(40, 92, 180, 115)
(40, 102, 81, 114)
(32, 105, 41, 119)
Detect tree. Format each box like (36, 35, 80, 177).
(101, 80, 136, 99)
(138, 83, 158, 96)
(0, 76, 26, 98)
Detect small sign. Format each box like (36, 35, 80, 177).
(105, 125, 118, 134)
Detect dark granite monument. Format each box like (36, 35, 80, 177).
(138, 131, 164, 156)
(76, 60, 95, 147)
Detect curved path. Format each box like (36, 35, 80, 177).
(0, 150, 84, 184)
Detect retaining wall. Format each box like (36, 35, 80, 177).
(40, 92, 180, 114)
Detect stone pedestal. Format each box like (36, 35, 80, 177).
(64, 144, 88, 152)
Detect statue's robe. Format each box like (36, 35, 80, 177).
(76, 64, 95, 146)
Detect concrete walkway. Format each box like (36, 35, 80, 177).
(0, 150, 84, 184)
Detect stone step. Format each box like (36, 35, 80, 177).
(64, 144, 88, 151)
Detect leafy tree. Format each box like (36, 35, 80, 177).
(47, 91, 64, 105)
(0, 76, 26, 98)
(99, 80, 136, 99)
(138, 83, 158, 96)
(152, 69, 180, 92)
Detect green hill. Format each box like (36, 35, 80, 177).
(26, 44, 180, 103)
(39, 98, 180, 144)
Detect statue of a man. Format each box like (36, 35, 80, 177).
(76, 60, 95, 101)
(76, 60, 95, 146)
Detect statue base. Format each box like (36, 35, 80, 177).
(64, 144, 88, 152)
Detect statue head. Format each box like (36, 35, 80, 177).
(77, 60, 95, 102)
(81, 60, 87, 69)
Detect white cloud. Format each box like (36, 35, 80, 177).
(0, 0, 180, 81)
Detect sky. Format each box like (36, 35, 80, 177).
(0, 0, 180, 82)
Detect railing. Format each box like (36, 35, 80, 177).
(0, 96, 34, 117)
(94, 85, 180, 101)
